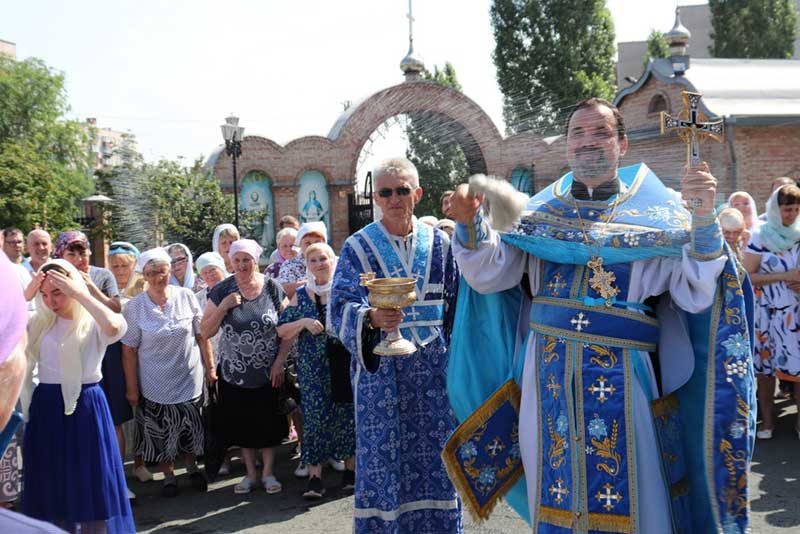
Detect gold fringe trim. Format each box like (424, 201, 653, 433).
(588, 512, 632, 533)
(651, 393, 679, 418)
(441, 380, 524, 523)
(538, 507, 632, 533)
(539, 506, 574, 528)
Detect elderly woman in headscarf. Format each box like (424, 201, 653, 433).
(743, 184, 800, 440)
(195, 252, 227, 354)
(728, 191, 761, 239)
(718, 208, 750, 264)
(265, 227, 298, 279)
(166, 243, 204, 292)
(121, 248, 215, 498)
(276, 221, 327, 300)
(276, 243, 355, 499)
(20, 259, 134, 533)
(212, 224, 240, 275)
(108, 241, 145, 301)
(201, 239, 289, 495)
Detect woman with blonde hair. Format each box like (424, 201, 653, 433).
(21, 259, 133, 533)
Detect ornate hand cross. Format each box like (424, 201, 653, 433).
(661, 91, 724, 167)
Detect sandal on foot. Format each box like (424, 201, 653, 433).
(133, 465, 154, 483)
(234, 477, 255, 494)
(262, 475, 282, 494)
(303, 476, 325, 499)
(756, 429, 774, 440)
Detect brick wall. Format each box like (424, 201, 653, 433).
(213, 76, 800, 249)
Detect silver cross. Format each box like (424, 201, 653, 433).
(595, 483, 622, 511)
(549, 478, 569, 504)
(588, 376, 615, 403)
(571, 312, 590, 332)
(486, 437, 505, 458)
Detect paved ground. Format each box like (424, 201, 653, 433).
(132, 397, 800, 533)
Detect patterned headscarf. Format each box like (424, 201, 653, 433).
(53, 231, 89, 259)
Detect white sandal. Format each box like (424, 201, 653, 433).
(262, 475, 282, 494)
(234, 477, 256, 494)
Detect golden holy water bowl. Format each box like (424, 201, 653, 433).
(360, 272, 418, 356)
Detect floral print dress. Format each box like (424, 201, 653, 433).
(279, 286, 355, 466)
(748, 232, 800, 378)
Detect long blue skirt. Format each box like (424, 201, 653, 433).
(22, 383, 135, 534)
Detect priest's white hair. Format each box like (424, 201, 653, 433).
(373, 157, 420, 188)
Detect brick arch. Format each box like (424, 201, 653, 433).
(327, 80, 505, 180)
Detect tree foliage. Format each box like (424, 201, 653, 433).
(101, 157, 234, 259)
(0, 56, 93, 233)
(709, 0, 798, 58)
(644, 29, 670, 71)
(490, 0, 617, 135)
(405, 63, 470, 219)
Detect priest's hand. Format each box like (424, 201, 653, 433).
(449, 183, 484, 225)
(681, 162, 717, 217)
(369, 308, 404, 331)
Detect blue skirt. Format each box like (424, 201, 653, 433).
(22, 383, 135, 534)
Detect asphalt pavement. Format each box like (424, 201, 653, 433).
(132, 398, 800, 533)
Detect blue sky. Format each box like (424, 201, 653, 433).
(1, 1, 705, 164)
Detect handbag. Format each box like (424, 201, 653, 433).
(202, 381, 228, 482)
(314, 293, 354, 403)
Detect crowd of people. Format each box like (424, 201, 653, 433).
(0, 98, 795, 534)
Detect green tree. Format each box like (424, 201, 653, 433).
(490, 0, 617, 135)
(104, 157, 234, 258)
(643, 29, 670, 71)
(709, 0, 798, 58)
(405, 63, 470, 218)
(0, 56, 93, 233)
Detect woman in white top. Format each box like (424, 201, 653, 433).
(121, 248, 215, 498)
(21, 259, 134, 534)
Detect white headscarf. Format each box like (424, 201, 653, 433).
(212, 224, 239, 255)
(166, 243, 196, 289)
(295, 221, 328, 247)
(304, 243, 337, 298)
(23, 259, 94, 418)
(727, 191, 759, 230)
(136, 247, 171, 273)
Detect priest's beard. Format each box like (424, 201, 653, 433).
(570, 147, 616, 184)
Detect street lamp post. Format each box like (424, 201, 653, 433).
(220, 115, 245, 228)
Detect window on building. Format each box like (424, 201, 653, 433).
(648, 94, 668, 114)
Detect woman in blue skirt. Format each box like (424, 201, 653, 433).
(20, 259, 134, 534)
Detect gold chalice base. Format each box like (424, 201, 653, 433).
(363, 277, 418, 356)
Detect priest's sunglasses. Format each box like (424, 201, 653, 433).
(377, 186, 413, 198)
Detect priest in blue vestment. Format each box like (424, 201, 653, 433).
(330, 157, 463, 533)
(447, 98, 755, 533)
